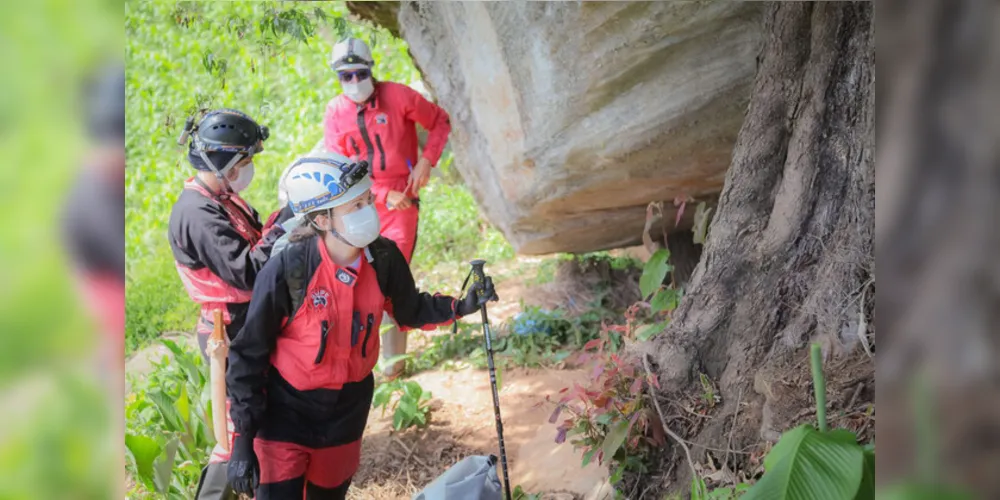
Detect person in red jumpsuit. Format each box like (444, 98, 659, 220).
(168, 108, 291, 499)
(225, 153, 496, 499)
(323, 37, 452, 377)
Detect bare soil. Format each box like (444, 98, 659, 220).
(349, 367, 608, 499)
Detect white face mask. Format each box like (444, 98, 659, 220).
(229, 162, 255, 193)
(343, 77, 375, 103)
(336, 204, 380, 247)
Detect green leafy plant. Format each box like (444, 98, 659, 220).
(404, 325, 485, 374)
(512, 484, 542, 500)
(372, 378, 433, 431)
(125, 339, 215, 498)
(696, 344, 875, 500)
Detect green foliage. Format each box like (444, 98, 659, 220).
(512, 485, 542, 500)
(405, 325, 485, 374)
(410, 174, 514, 273)
(639, 249, 672, 299)
(372, 378, 433, 431)
(741, 426, 865, 500)
(692, 479, 751, 500)
(698, 343, 875, 500)
(125, 340, 215, 497)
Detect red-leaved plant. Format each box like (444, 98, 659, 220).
(548, 246, 680, 485)
(547, 304, 668, 484)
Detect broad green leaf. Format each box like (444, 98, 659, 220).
(639, 250, 672, 299)
(581, 448, 598, 467)
(398, 398, 418, 417)
(125, 434, 162, 485)
(149, 390, 184, 432)
(161, 339, 201, 386)
(854, 446, 874, 500)
(392, 410, 405, 430)
(371, 387, 392, 410)
(600, 420, 630, 465)
(636, 322, 667, 341)
(650, 288, 680, 314)
(153, 438, 179, 493)
(175, 384, 190, 426)
(743, 426, 864, 500)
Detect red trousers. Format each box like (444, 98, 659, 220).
(253, 438, 360, 499)
(376, 201, 418, 264)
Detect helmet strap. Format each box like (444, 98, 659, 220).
(308, 208, 359, 248)
(197, 149, 245, 196)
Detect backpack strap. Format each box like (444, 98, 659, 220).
(282, 238, 314, 320)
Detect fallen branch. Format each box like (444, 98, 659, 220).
(393, 437, 433, 474)
(846, 382, 864, 411)
(643, 353, 704, 498)
(723, 387, 744, 474)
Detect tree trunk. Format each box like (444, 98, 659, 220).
(650, 0, 873, 491)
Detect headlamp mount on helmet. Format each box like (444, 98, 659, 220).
(286, 157, 371, 215)
(176, 109, 269, 159)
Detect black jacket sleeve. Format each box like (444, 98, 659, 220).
(168, 194, 279, 291)
(374, 238, 457, 330)
(227, 252, 291, 437)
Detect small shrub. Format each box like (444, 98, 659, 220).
(549, 249, 680, 487)
(372, 378, 433, 431)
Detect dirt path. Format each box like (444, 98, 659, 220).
(351, 366, 611, 499)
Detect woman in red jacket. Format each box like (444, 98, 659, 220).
(323, 37, 452, 377)
(225, 153, 495, 499)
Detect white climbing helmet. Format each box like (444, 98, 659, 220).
(283, 152, 373, 217)
(330, 37, 374, 72)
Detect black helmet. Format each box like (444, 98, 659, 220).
(181, 108, 269, 173)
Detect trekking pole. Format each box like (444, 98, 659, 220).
(468, 259, 512, 500)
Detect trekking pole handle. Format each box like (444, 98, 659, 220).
(469, 260, 498, 305)
(470, 259, 487, 283)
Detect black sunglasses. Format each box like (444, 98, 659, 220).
(338, 69, 371, 83)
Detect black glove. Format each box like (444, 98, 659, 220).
(227, 433, 259, 496)
(456, 276, 499, 317)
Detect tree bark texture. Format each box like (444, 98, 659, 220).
(650, 0, 874, 488)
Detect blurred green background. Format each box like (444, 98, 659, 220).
(0, 0, 123, 497)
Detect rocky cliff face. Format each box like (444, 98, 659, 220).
(350, 1, 764, 254)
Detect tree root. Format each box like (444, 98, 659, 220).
(643, 353, 704, 498)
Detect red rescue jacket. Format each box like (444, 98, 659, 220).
(324, 81, 451, 205)
(227, 235, 459, 447)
